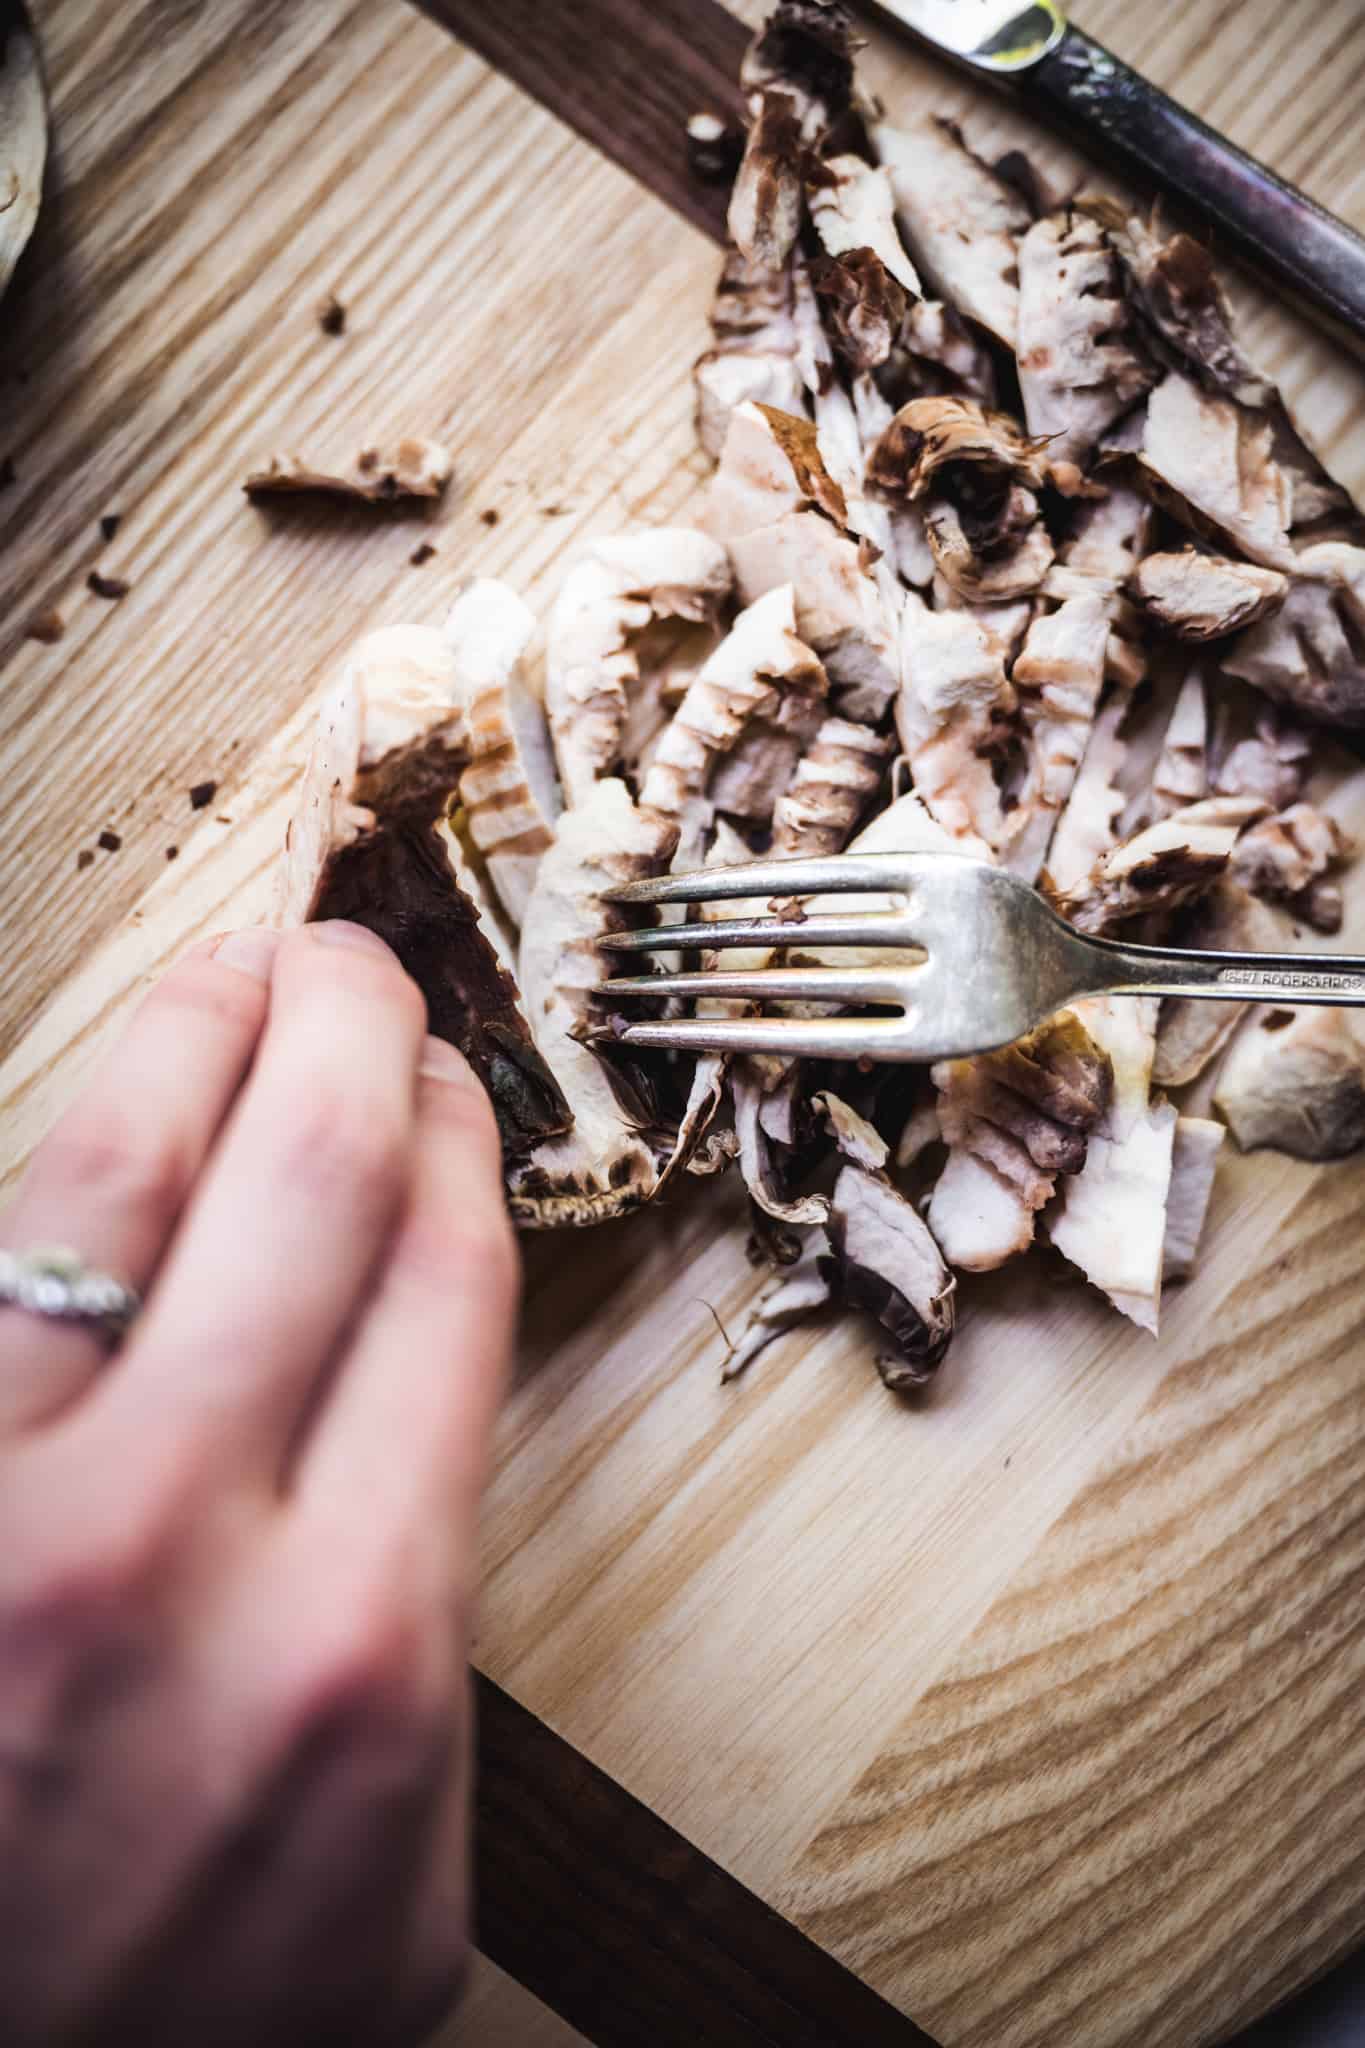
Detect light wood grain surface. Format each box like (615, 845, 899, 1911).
(438, 1953, 588, 2048)
(3, 4, 1365, 2045)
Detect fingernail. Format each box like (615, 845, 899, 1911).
(418, 1035, 471, 1084)
(311, 919, 393, 958)
(211, 928, 280, 984)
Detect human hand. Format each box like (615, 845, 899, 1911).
(0, 922, 518, 2046)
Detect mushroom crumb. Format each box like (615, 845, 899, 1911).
(24, 608, 64, 643)
(189, 780, 218, 810)
(480, 508, 500, 528)
(165, 846, 179, 861)
(87, 571, 130, 601)
(97, 830, 121, 853)
(244, 440, 452, 503)
(318, 294, 347, 336)
(409, 542, 438, 566)
(99, 512, 122, 543)
(687, 111, 743, 185)
(76, 849, 94, 871)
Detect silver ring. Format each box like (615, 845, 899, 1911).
(0, 1246, 141, 1344)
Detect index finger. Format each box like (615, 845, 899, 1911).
(294, 1037, 518, 1583)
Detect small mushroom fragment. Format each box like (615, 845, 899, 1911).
(1224, 542, 1365, 729)
(639, 584, 827, 867)
(899, 299, 998, 406)
(659, 819, 773, 1191)
(897, 591, 1015, 849)
(1051, 793, 1267, 936)
(771, 715, 891, 856)
(695, 248, 807, 462)
(868, 394, 1057, 602)
(1162, 1117, 1225, 1284)
(1049, 995, 1177, 1333)
(928, 1012, 1113, 1271)
(243, 439, 453, 501)
(1016, 206, 1155, 470)
(511, 779, 679, 1226)
(809, 154, 920, 296)
(1213, 709, 1312, 811)
(724, 1227, 835, 1381)
(1215, 1006, 1365, 1160)
(707, 398, 847, 544)
(707, 709, 824, 828)
(1093, 201, 1274, 409)
(811, 248, 909, 377)
(276, 626, 571, 1160)
(1229, 803, 1352, 933)
(733, 1061, 828, 1226)
(730, 91, 806, 277)
(1132, 549, 1288, 642)
(1137, 372, 1294, 568)
(1052, 482, 1155, 690)
(1, 0, 46, 302)
(808, 360, 921, 654)
(873, 116, 1031, 347)
(1147, 668, 1208, 822)
(1004, 591, 1112, 881)
(814, 1090, 889, 1171)
(444, 578, 558, 927)
(729, 0, 857, 272)
(1061, 483, 1154, 591)
(808, 154, 919, 371)
(546, 529, 732, 807)
(687, 110, 743, 185)
(896, 1098, 942, 1170)
(708, 403, 900, 716)
(1152, 881, 1289, 1087)
(934, 582, 1035, 666)
(825, 1164, 955, 1390)
(1045, 691, 1129, 898)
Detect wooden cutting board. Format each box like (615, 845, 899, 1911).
(4, 4, 1365, 2043)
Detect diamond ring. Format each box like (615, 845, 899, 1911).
(0, 1246, 141, 1345)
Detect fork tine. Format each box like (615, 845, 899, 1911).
(612, 1015, 922, 1060)
(598, 910, 909, 953)
(600, 852, 915, 906)
(599, 964, 917, 1005)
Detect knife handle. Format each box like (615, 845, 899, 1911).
(1023, 24, 1365, 365)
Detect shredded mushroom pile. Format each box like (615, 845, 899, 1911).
(278, 1, 1365, 1393)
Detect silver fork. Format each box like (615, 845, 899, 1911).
(597, 852, 1365, 1063)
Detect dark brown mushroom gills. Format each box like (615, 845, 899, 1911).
(312, 771, 571, 1160)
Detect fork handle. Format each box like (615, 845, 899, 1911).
(1081, 937, 1365, 1008)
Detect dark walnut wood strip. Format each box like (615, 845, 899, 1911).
(411, 0, 746, 242)
(473, 1673, 937, 2048)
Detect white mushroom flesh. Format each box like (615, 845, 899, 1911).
(898, 592, 1015, 849)
(1133, 550, 1289, 642)
(1162, 1117, 1226, 1283)
(1017, 207, 1154, 469)
(546, 530, 732, 808)
(511, 780, 679, 1225)
(873, 115, 1030, 346)
(1139, 372, 1294, 569)
(445, 578, 557, 927)
(1049, 995, 1177, 1332)
(1215, 1006, 1365, 1160)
